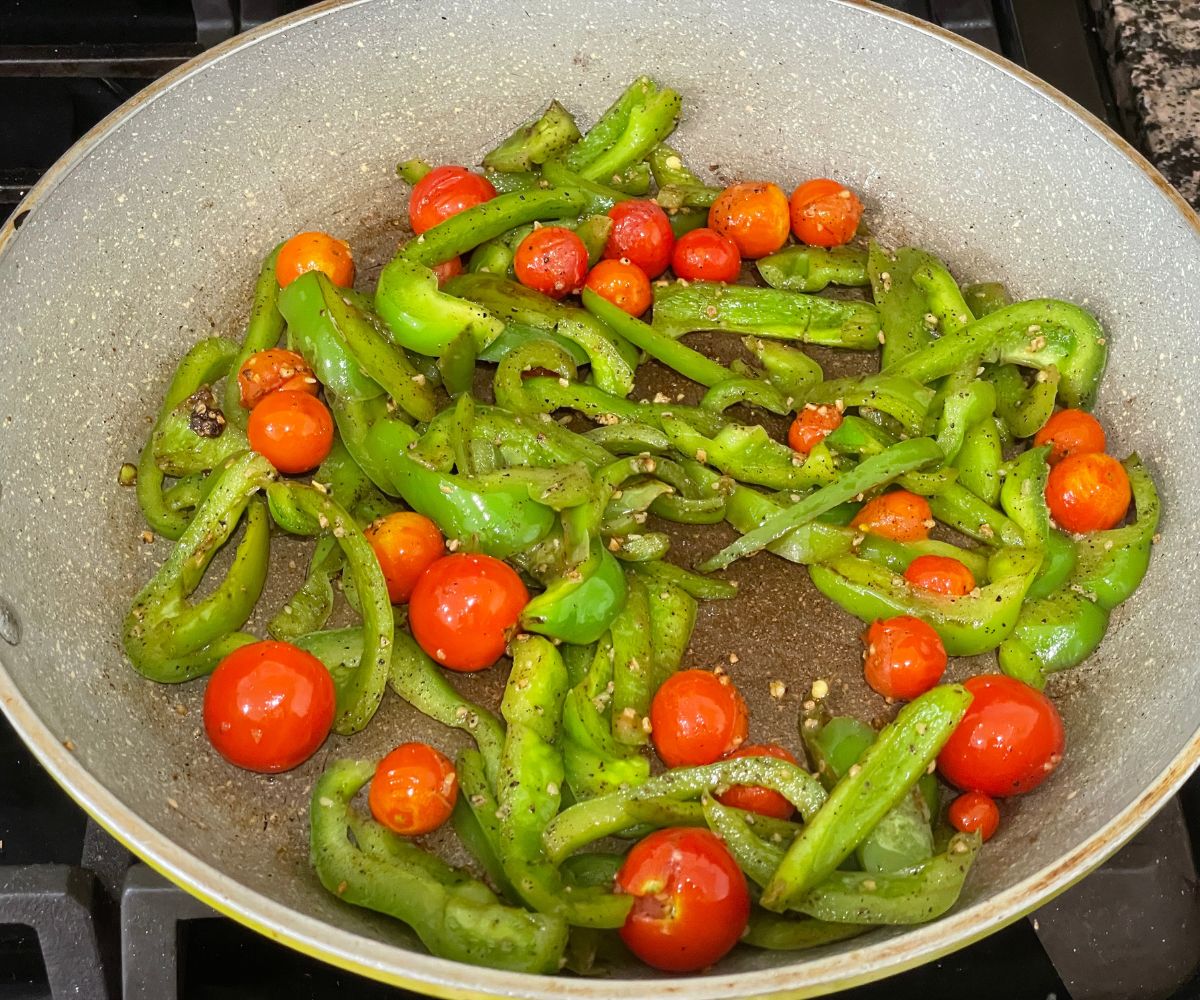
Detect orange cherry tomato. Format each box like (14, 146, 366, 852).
(246, 389, 334, 474)
(787, 403, 842, 454)
(584, 258, 652, 316)
(513, 226, 589, 299)
(850, 490, 933, 542)
(789, 178, 864, 248)
(649, 669, 749, 768)
(203, 640, 335, 773)
(1045, 451, 1131, 533)
(1034, 408, 1107, 465)
(604, 200, 675, 278)
(708, 181, 790, 259)
(408, 553, 529, 672)
(237, 348, 318, 410)
(430, 256, 463, 286)
(615, 826, 750, 972)
(368, 742, 458, 836)
(903, 554, 976, 596)
(670, 227, 742, 283)
(948, 791, 1001, 842)
(862, 616, 947, 701)
(938, 674, 1065, 796)
(408, 165, 497, 235)
(276, 231, 355, 289)
(716, 743, 798, 820)
(364, 512, 446, 604)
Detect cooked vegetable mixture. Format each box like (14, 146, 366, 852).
(122, 77, 1159, 976)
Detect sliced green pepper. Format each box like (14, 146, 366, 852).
(757, 245, 869, 293)
(483, 99, 581, 172)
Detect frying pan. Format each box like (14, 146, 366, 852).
(1, 0, 1199, 995)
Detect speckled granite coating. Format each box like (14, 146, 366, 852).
(1094, 0, 1200, 207)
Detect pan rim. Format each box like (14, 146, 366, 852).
(1, 0, 1198, 996)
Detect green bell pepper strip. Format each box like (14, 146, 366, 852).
(466, 236, 515, 275)
(757, 245, 869, 293)
(624, 797, 803, 844)
(742, 911, 872, 950)
(561, 76, 657, 172)
(1000, 444, 1052, 546)
(759, 684, 971, 911)
(928, 482, 1026, 547)
(742, 337, 824, 396)
(401, 187, 591, 268)
(496, 636, 633, 928)
(586, 422, 671, 454)
(446, 271, 638, 396)
(825, 414, 895, 458)
(697, 437, 943, 572)
(397, 158, 431, 184)
(885, 299, 1108, 411)
(933, 375, 997, 465)
(483, 99, 581, 172)
(540, 160, 631, 214)
(655, 182, 721, 212)
(159, 471, 215, 515)
(150, 386, 248, 476)
(310, 759, 569, 973)
(520, 527, 628, 644)
(584, 286, 737, 387)
(667, 207, 710, 238)
(222, 243, 285, 428)
(998, 588, 1109, 689)
(136, 337, 240, 539)
(911, 255, 974, 336)
(986, 363, 1061, 438)
(808, 548, 1038, 656)
(268, 534, 341, 642)
(1026, 529, 1077, 602)
(631, 555, 739, 600)
(437, 329, 477, 398)
(647, 143, 700, 186)
(718, 482, 856, 567)
(471, 403, 613, 470)
(869, 243, 934, 369)
(646, 145, 719, 209)
(964, 281, 1011, 317)
(645, 457, 731, 524)
(957, 416, 1004, 506)
(575, 87, 680, 184)
(650, 280, 882, 350)
(574, 214, 615, 267)
(610, 161, 653, 194)
(374, 256, 505, 357)
(612, 532, 671, 562)
(123, 452, 274, 682)
(855, 533, 990, 583)
(476, 321, 591, 368)
(608, 571, 655, 746)
(800, 375, 935, 438)
(265, 482, 393, 735)
(452, 748, 519, 899)
(544, 755, 829, 864)
(603, 479, 675, 534)
(700, 377, 792, 416)
(644, 579, 696, 681)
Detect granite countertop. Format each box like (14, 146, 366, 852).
(1093, 0, 1200, 209)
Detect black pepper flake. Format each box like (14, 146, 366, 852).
(186, 386, 227, 438)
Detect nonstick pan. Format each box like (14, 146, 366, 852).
(1, 0, 1199, 996)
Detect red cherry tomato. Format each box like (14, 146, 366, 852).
(948, 791, 1001, 842)
(364, 512, 446, 604)
(862, 616, 947, 701)
(716, 743, 798, 819)
(671, 227, 741, 283)
(513, 226, 589, 299)
(276, 231, 355, 289)
(368, 742, 458, 836)
(1033, 408, 1107, 465)
(604, 201, 675, 278)
(1045, 452, 1131, 533)
(408, 165, 496, 235)
(584, 258, 652, 316)
(708, 182, 790, 259)
(903, 554, 976, 597)
(430, 256, 463, 287)
(615, 826, 750, 972)
(649, 669, 749, 768)
(938, 674, 1065, 797)
(408, 553, 529, 671)
(237, 348, 319, 410)
(850, 490, 933, 542)
(203, 640, 335, 773)
(246, 389, 334, 474)
(787, 403, 842, 455)
(789, 178, 865, 248)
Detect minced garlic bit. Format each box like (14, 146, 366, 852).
(728, 652, 739, 665)
(847, 764, 862, 778)
(769, 679, 787, 700)
(810, 678, 829, 700)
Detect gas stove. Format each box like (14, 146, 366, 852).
(2, 2, 1198, 998)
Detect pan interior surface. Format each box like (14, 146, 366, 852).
(1, 0, 1199, 996)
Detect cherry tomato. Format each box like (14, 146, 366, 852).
(203, 640, 335, 773)
(938, 674, 1065, 796)
(1045, 451, 1131, 533)
(850, 490, 933, 542)
(246, 389, 334, 474)
(615, 826, 750, 972)
(368, 742, 458, 836)
(408, 165, 496, 235)
(708, 181, 790, 259)
(948, 791, 1001, 842)
(364, 512, 446, 604)
(789, 178, 865, 248)
(787, 403, 842, 455)
(649, 669, 749, 768)
(670, 227, 742, 283)
(408, 553, 529, 671)
(584, 258, 652, 316)
(430, 256, 463, 286)
(513, 226, 589, 299)
(716, 743, 798, 819)
(903, 554, 976, 597)
(1034, 408, 1107, 465)
(276, 231, 355, 289)
(237, 348, 318, 410)
(862, 615, 947, 701)
(604, 201, 675, 278)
